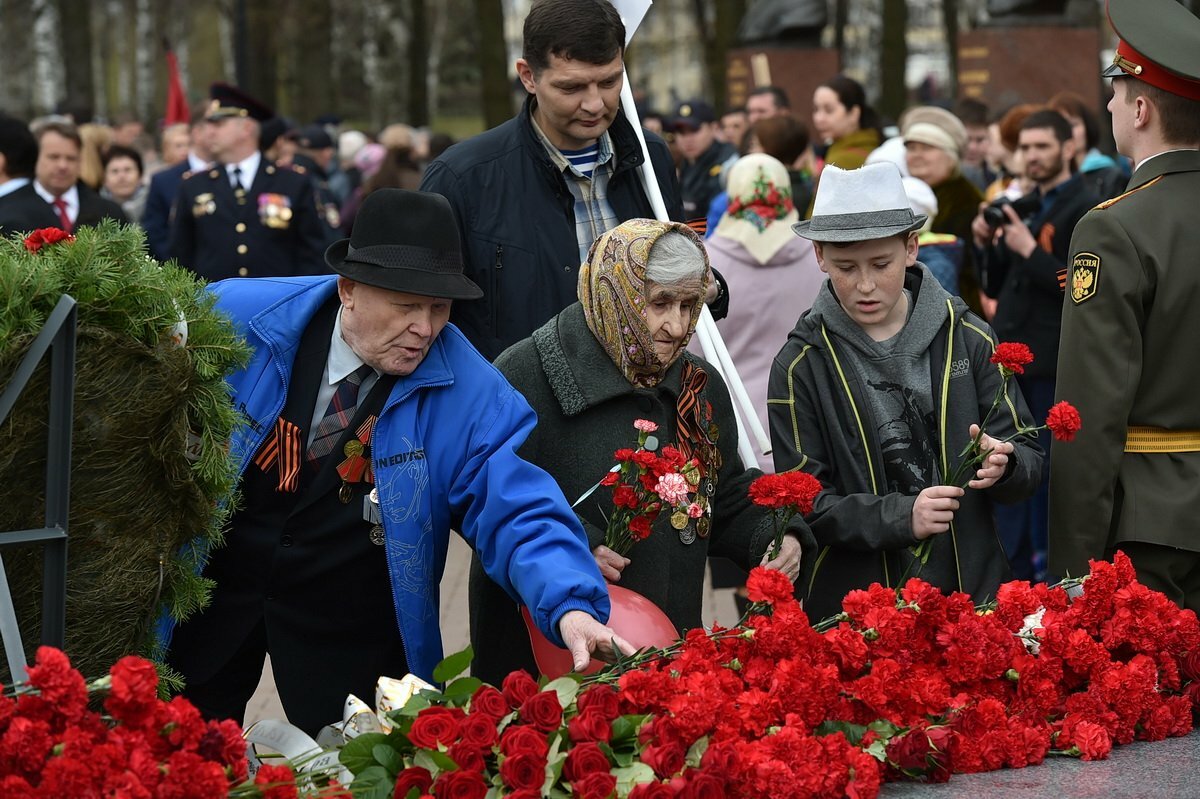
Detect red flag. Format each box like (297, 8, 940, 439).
(164, 48, 189, 125)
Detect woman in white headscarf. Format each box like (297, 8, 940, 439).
(704, 153, 824, 472)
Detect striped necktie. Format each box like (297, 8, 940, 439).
(307, 364, 373, 465)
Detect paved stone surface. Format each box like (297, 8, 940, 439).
(244, 533, 741, 726)
(883, 732, 1200, 798)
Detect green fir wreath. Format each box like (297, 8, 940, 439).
(0, 220, 249, 688)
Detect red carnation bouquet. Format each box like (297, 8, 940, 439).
(945, 342, 1082, 488)
(589, 420, 707, 556)
(748, 471, 822, 559)
(0, 647, 350, 798)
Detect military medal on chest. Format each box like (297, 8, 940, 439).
(364, 487, 385, 546)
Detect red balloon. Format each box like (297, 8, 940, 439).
(522, 584, 680, 679)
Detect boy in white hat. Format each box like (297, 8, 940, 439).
(767, 162, 1043, 619)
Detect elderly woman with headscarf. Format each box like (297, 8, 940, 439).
(467, 219, 812, 684)
(903, 106, 986, 315)
(702, 154, 823, 472)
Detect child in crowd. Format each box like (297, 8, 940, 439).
(767, 162, 1043, 620)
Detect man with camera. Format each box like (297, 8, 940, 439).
(971, 108, 1098, 581)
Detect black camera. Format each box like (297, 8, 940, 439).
(983, 194, 1041, 228)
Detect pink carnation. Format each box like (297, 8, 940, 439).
(654, 472, 691, 505)
(633, 419, 659, 433)
(687, 502, 703, 518)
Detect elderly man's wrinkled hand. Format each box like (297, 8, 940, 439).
(759, 533, 802, 582)
(558, 610, 634, 671)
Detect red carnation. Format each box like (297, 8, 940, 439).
(748, 471, 821, 514)
(105, 655, 160, 729)
(991, 342, 1034, 375)
(23, 227, 74, 254)
(1071, 721, 1112, 761)
(745, 567, 795, 605)
(253, 763, 299, 799)
(628, 514, 653, 541)
(1046, 401, 1082, 442)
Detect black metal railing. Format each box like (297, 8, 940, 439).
(0, 295, 76, 680)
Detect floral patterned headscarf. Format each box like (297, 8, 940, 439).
(712, 153, 801, 265)
(578, 219, 712, 388)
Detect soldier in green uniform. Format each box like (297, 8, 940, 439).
(1049, 0, 1200, 608)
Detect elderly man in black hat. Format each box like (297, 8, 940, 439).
(168, 82, 327, 281)
(166, 188, 627, 734)
(1050, 0, 1200, 608)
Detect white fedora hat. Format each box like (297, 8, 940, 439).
(792, 162, 927, 243)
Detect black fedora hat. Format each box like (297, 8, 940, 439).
(325, 189, 482, 300)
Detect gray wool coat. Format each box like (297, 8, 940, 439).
(468, 302, 811, 684)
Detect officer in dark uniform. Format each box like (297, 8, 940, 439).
(289, 124, 343, 248)
(1049, 0, 1200, 608)
(671, 99, 738, 223)
(168, 83, 327, 281)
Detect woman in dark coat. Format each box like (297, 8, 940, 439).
(468, 219, 811, 685)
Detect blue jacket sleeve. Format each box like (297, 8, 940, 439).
(449, 384, 610, 647)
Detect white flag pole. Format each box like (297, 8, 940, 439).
(613, 0, 772, 467)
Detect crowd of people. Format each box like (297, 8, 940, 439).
(0, 0, 1197, 737)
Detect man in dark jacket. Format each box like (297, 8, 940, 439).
(972, 109, 1098, 581)
(420, 0, 727, 361)
(671, 99, 737, 222)
(143, 105, 214, 262)
(30, 120, 126, 231)
(0, 114, 59, 235)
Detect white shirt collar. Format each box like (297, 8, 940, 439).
(1134, 148, 1196, 173)
(226, 150, 262, 187)
(0, 177, 29, 198)
(329, 307, 375, 386)
(33, 181, 79, 219)
(187, 152, 209, 172)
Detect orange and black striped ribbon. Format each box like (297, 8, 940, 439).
(675, 360, 709, 465)
(253, 417, 303, 492)
(684, 217, 708, 237)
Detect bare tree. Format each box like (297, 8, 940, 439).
(879, 0, 908, 121)
(943, 0, 960, 97)
(135, 0, 156, 121)
(475, 0, 510, 129)
(56, 0, 95, 119)
(32, 0, 65, 115)
(407, 0, 430, 126)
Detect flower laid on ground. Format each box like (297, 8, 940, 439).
(0, 648, 351, 798)
(748, 470, 822, 558)
(342, 553, 1198, 799)
(22, 227, 74, 253)
(592, 420, 706, 556)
